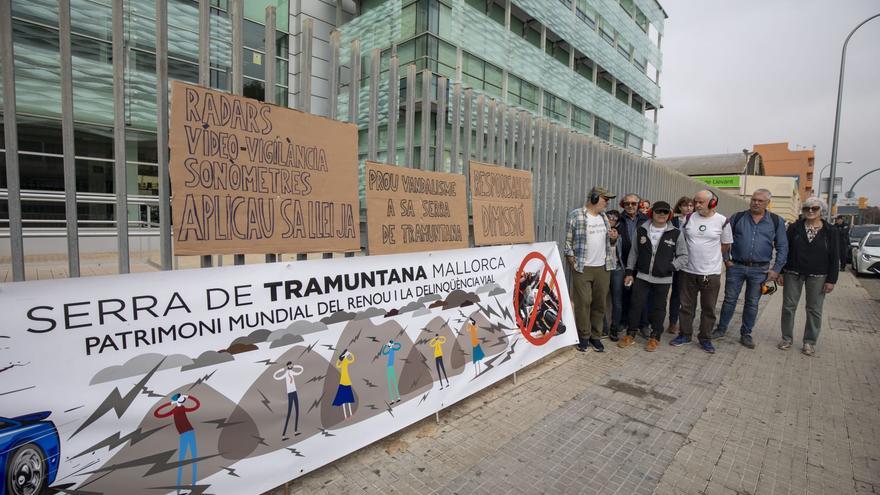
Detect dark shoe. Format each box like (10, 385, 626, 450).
(740, 334, 755, 349)
(670, 334, 692, 346)
(576, 343, 589, 352)
(588, 338, 605, 352)
(699, 340, 716, 354)
(609, 328, 620, 342)
(710, 328, 726, 340)
(639, 327, 651, 339)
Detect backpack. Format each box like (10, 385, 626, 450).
(682, 211, 780, 235)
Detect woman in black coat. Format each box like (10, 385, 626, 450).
(778, 197, 838, 356)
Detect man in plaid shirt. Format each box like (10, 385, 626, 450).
(565, 186, 618, 352)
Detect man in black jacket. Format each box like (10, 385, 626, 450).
(615, 193, 648, 339)
(834, 216, 850, 270)
(618, 201, 688, 352)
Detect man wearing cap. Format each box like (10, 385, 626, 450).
(711, 188, 788, 349)
(565, 186, 619, 353)
(615, 193, 648, 340)
(619, 201, 688, 351)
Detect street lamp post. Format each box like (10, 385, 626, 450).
(827, 12, 880, 220)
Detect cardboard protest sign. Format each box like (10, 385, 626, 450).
(169, 81, 360, 255)
(0, 243, 576, 494)
(365, 161, 469, 255)
(469, 161, 535, 245)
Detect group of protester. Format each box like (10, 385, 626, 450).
(565, 186, 842, 357)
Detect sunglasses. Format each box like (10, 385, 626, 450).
(622, 201, 639, 206)
(653, 209, 670, 215)
(802, 206, 821, 213)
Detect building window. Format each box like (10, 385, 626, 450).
(461, 51, 503, 97)
(627, 134, 643, 154)
(597, 70, 614, 94)
(543, 92, 569, 123)
(594, 117, 611, 142)
(572, 106, 593, 134)
(612, 125, 626, 148)
(575, 0, 597, 29)
(508, 74, 539, 112)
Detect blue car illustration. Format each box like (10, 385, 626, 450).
(1, 411, 60, 495)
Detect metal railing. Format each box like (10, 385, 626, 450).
(0, 0, 748, 282)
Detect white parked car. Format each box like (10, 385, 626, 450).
(852, 232, 880, 277)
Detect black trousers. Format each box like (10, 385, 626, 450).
(627, 277, 671, 340)
(282, 391, 299, 436)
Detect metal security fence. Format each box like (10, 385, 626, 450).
(0, 0, 748, 282)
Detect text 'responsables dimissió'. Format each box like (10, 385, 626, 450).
(472, 168, 530, 239)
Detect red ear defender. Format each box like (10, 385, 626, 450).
(647, 209, 653, 217)
(620, 199, 626, 209)
(708, 192, 719, 209)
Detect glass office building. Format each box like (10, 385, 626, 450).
(0, 0, 290, 227)
(342, 0, 665, 166)
(1, 0, 663, 232)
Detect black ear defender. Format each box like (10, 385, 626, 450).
(589, 188, 601, 205)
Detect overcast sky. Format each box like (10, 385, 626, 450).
(657, 0, 880, 205)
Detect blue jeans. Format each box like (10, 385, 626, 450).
(716, 264, 767, 335)
(177, 430, 198, 489)
(609, 268, 625, 331)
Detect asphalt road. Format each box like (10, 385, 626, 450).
(854, 269, 880, 300)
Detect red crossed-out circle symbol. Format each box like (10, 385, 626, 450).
(513, 252, 563, 346)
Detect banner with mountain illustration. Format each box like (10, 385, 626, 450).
(0, 243, 576, 494)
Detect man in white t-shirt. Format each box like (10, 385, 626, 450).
(670, 190, 733, 354)
(565, 186, 619, 353)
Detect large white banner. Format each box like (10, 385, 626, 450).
(0, 243, 575, 494)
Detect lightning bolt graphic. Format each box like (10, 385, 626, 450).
(396, 326, 408, 338)
(414, 337, 431, 345)
(186, 369, 217, 391)
(318, 428, 335, 437)
(251, 435, 268, 447)
(349, 329, 362, 344)
(362, 378, 378, 388)
(385, 402, 395, 417)
(476, 302, 500, 320)
(71, 358, 165, 438)
(71, 424, 169, 460)
(220, 466, 240, 477)
(305, 374, 326, 384)
(418, 392, 430, 405)
(307, 394, 324, 414)
(86, 449, 220, 477)
(203, 417, 244, 429)
(286, 447, 305, 457)
(494, 297, 514, 322)
(140, 386, 164, 398)
(321, 344, 336, 351)
(367, 336, 380, 343)
(255, 359, 276, 366)
(365, 404, 379, 410)
(298, 341, 318, 357)
(257, 389, 273, 412)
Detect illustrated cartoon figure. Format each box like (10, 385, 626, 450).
(153, 393, 201, 493)
(429, 333, 450, 389)
(381, 340, 402, 403)
(273, 361, 304, 440)
(468, 318, 485, 376)
(331, 350, 356, 420)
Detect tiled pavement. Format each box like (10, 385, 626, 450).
(273, 271, 880, 495)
